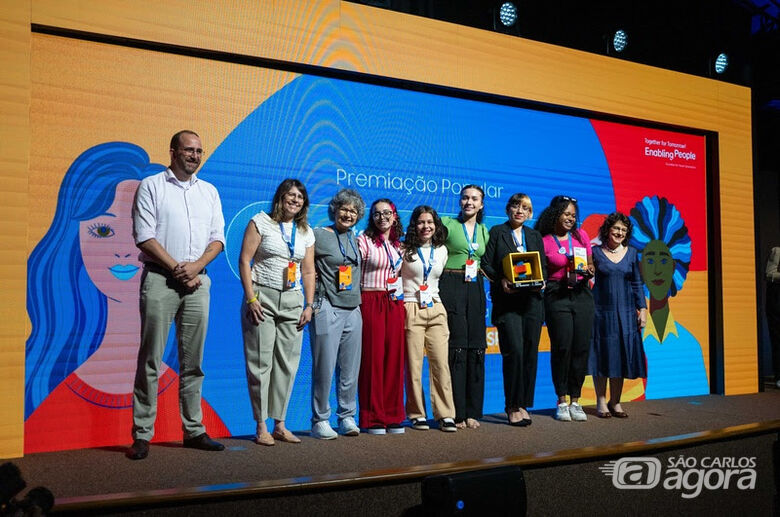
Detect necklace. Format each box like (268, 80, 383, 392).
(603, 244, 621, 254)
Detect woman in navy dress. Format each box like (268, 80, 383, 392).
(589, 212, 647, 418)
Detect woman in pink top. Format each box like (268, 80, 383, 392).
(535, 195, 595, 423)
(357, 199, 406, 435)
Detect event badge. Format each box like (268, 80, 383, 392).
(572, 247, 588, 272)
(387, 276, 404, 301)
(419, 284, 433, 308)
(464, 258, 478, 282)
(286, 261, 298, 289)
(338, 265, 353, 291)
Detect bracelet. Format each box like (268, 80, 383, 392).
(246, 296, 258, 304)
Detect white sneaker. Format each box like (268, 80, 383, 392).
(555, 403, 571, 421)
(312, 420, 338, 440)
(338, 417, 360, 436)
(569, 402, 587, 421)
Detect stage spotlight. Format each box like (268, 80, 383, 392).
(612, 29, 628, 53)
(499, 2, 517, 27)
(714, 52, 729, 74)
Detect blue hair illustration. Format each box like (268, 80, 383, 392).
(25, 142, 164, 418)
(629, 196, 691, 298)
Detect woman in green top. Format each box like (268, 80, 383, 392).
(439, 184, 490, 429)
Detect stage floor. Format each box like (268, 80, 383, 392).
(10, 391, 780, 501)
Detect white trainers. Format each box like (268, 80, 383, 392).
(338, 417, 360, 436)
(555, 403, 572, 421)
(569, 402, 588, 422)
(312, 420, 338, 440)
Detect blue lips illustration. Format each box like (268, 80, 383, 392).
(109, 264, 140, 281)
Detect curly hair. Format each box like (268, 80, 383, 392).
(459, 184, 485, 223)
(629, 196, 691, 297)
(364, 198, 404, 246)
(269, 178, 309, 230)
(598, 211, 633, 244)
(534, 195, 583, 242)
(403, 205, 448, 262)
(328, 188, 365, 221)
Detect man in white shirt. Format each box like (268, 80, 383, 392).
(127, 130, 226, 460)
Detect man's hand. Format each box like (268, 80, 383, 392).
(173, 262, 201, 283)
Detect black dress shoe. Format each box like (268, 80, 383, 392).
(607, 402, 628, 418)
(183, 433, 225, 451)
(126, 439, 149, 460)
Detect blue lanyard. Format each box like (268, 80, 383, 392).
(416, 246, 435, 284)
(383, 240, 402, 274)
(511, 228, 526, 251)
(461, 223, 478, 258)
(552, 233, 574, 257)
(333, 226, 358, 265)
(279, 222, 297, 259)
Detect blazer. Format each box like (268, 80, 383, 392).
(482, 222, 547, 320)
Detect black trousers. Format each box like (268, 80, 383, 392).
(440, 271, 486, 421)
(544, 282, 594, 398)
(767, 283, 780, 379)
(495, 296, 544, 410)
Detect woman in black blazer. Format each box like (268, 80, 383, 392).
(482, 193, 547, 426)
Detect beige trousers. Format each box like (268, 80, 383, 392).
(404, 302, 455, 421)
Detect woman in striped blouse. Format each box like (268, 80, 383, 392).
(357, 199, 407, 434)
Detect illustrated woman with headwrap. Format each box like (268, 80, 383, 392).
(629, 196, 708, 399)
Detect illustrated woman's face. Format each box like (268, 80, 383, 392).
(640, 239, 675, 301)
(79, 180, 141, 303)
(282, 186, 305, 220)
(459, 188, 483, 219)
(507, 197, 532, 227)
(556, 203, 577, 233)
(372, 202, 395, 234)
(416, 212, 436, 245)
(608, 222, 628, 248)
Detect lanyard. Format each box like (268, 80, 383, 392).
(333, 226, 358, 265)
(511, 227, 526, 251)
(552, 233, 574, 257)
(279, 222, 297, 259)
(383, 240, 402, 274)
(461, 223, 478, 258)
(417, 246, 435, 284)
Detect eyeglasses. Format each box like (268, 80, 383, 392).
(554, 195, 577, 203)
(338, 207, 359, 216)
(372, 210, 394, 219)
(177, 147, 203, 156)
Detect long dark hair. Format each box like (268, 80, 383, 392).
(534, 195, 583, 242)
(364, 198, 404, 246)
(459, 184, 485, 223)
(598, 211, 633, 244)
(403, 205, 447, 261)
(270, 178, 309, 229)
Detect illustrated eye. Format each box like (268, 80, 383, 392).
(88, 222, 115, 238)
(647, 258, 654, 264)
(660, 258, 668, 265)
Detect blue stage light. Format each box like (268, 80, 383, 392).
(499, 2, 517, 27)
(613, 29, 628, 53)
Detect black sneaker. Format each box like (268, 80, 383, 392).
(386, 423, 405, 434)
(366, 424, 386, 435)
(411, 418, 430, 431)
(439, 418, 457, 432)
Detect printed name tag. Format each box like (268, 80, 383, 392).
(286, 261, 298, 289)
(419, 284, 433, 308)
(338, 265, 353, 291)
(387, 276, 404, 301)
(464, 259, 478, 283)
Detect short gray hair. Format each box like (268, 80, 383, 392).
(328, 188, 365, 221)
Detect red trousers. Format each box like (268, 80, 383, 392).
(358, 291, 406, 427)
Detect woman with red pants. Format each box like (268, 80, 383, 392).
(357, 199, 406, 435)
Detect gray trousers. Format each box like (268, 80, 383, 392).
(132, 271, 211, 441)
(242, 284, 304, 422)
(310, 298, 363, 424)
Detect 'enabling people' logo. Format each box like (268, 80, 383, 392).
(599, 456, 757, 499)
